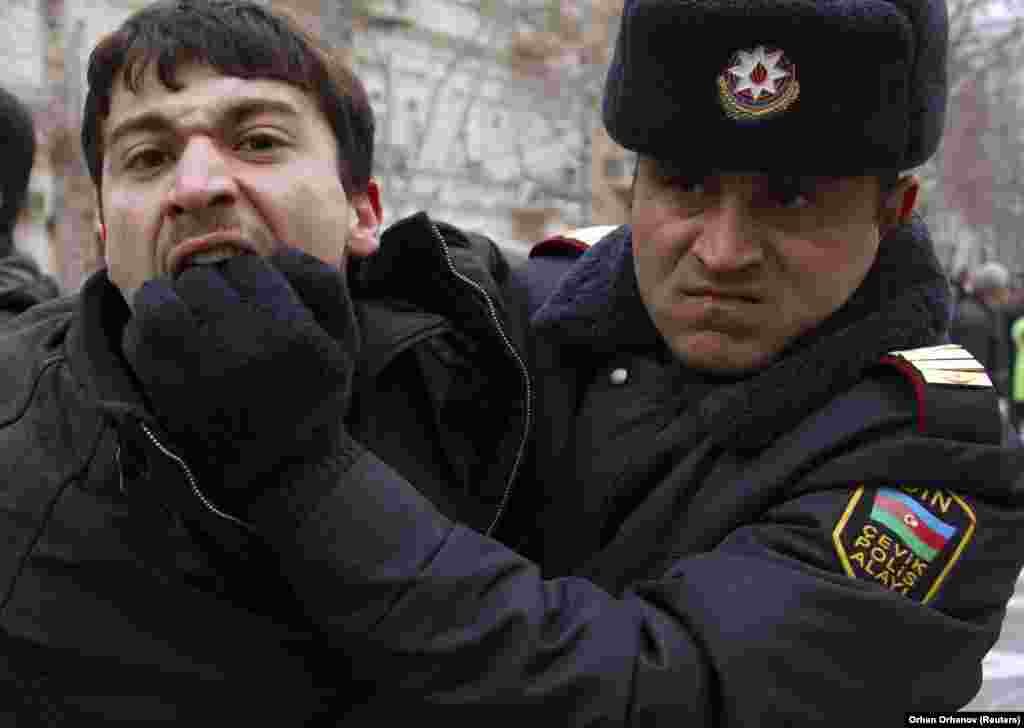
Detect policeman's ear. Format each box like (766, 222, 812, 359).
(879, 175, 919, 237)
(346, 178, 382, 259)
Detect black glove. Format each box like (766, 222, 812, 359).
(122, 248, 359, 497)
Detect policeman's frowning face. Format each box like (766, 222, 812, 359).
(630, 157, 915, 374)
(98, 61, 380, 306)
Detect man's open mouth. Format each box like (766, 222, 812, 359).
(184, 244, 246, 267)
(169, 232, 253, 276)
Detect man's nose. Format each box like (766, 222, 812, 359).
(690, 193, 764, 273)
(164, 137, 237, 217)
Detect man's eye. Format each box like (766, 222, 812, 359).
(237, 133, 283, 153)
(654, 164, 706, 193)
(681, 179, 705, 195)
(664, 174, 706, 195)
(125, 148, 168, 171)
(782, 192, 810, 210)
(773, 177, 812, 209)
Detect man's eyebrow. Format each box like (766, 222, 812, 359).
(106, 112, 173, 152)
(223, 98, 302, 126)
(106, 97, 302, 151)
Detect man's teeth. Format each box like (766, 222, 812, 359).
(186, 245, 243, 266)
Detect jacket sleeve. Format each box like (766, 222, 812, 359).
(250, 435, 1024, 725)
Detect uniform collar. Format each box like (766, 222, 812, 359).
(532, 225, 667, 356)
(533, 217, 952, 451)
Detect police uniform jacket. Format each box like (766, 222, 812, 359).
(0, 212, 529, 724)
(238, 218, 1024, 725)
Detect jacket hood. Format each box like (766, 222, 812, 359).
(534, 216, 952, 451)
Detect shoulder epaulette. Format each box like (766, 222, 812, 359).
(882, 344, 992, 387)
(528, 225, 618, 259)
(878, 344, 1001, 443)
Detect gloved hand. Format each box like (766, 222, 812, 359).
(122, 248, 360, 498)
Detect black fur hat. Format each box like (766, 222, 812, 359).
(602, 0, 949, 176)
(0, 85, 36, 238)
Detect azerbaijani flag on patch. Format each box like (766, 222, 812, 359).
(870, 488, 958, 561)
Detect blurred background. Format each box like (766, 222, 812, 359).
(2, 0, 1024, 291)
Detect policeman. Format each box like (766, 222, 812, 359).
(69, 0, 1024, 724)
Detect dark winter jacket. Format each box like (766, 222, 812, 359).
(0, 244, 60, 322)
(6, 203, 1020, 724)
(240, 217, 1024, 725)
(0, 212, 528, 724)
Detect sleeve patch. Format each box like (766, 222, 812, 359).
(832, 485, 976, 603)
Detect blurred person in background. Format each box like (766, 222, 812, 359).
(952, 266, 971, 302)
(0, 84, 59, 321)
(948, 265, 970, 322)
(951, 261, 1012, 396)
(1013, 314, 1024, 433)
(1006, 281, 1024, 432)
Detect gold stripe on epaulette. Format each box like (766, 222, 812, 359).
(887, 345, 993, 387)
(916, 370, 993, 387)
(561, 225, 618, 247)
(890, 344, 974, 362)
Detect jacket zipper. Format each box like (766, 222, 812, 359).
(428, 222, 533, 538)
(137, 421, 253, 531)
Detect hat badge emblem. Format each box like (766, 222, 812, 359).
(717, 45, 799, 122)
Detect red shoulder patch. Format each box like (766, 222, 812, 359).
(529, 225, 619, 258)
(528, 236, 590, 259)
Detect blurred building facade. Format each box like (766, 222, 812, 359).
(5, 0, 1024, 293)
(0, 0, 631, 291)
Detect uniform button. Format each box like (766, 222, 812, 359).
(609, 367, 629, 385)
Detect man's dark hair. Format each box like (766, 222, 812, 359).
(0, 85, 36, 241)
(81, 0, 374, 205)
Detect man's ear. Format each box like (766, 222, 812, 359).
(879, 175, 919, 236)
(94, 195, 106, 260)
(346, 178, 382, 258)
